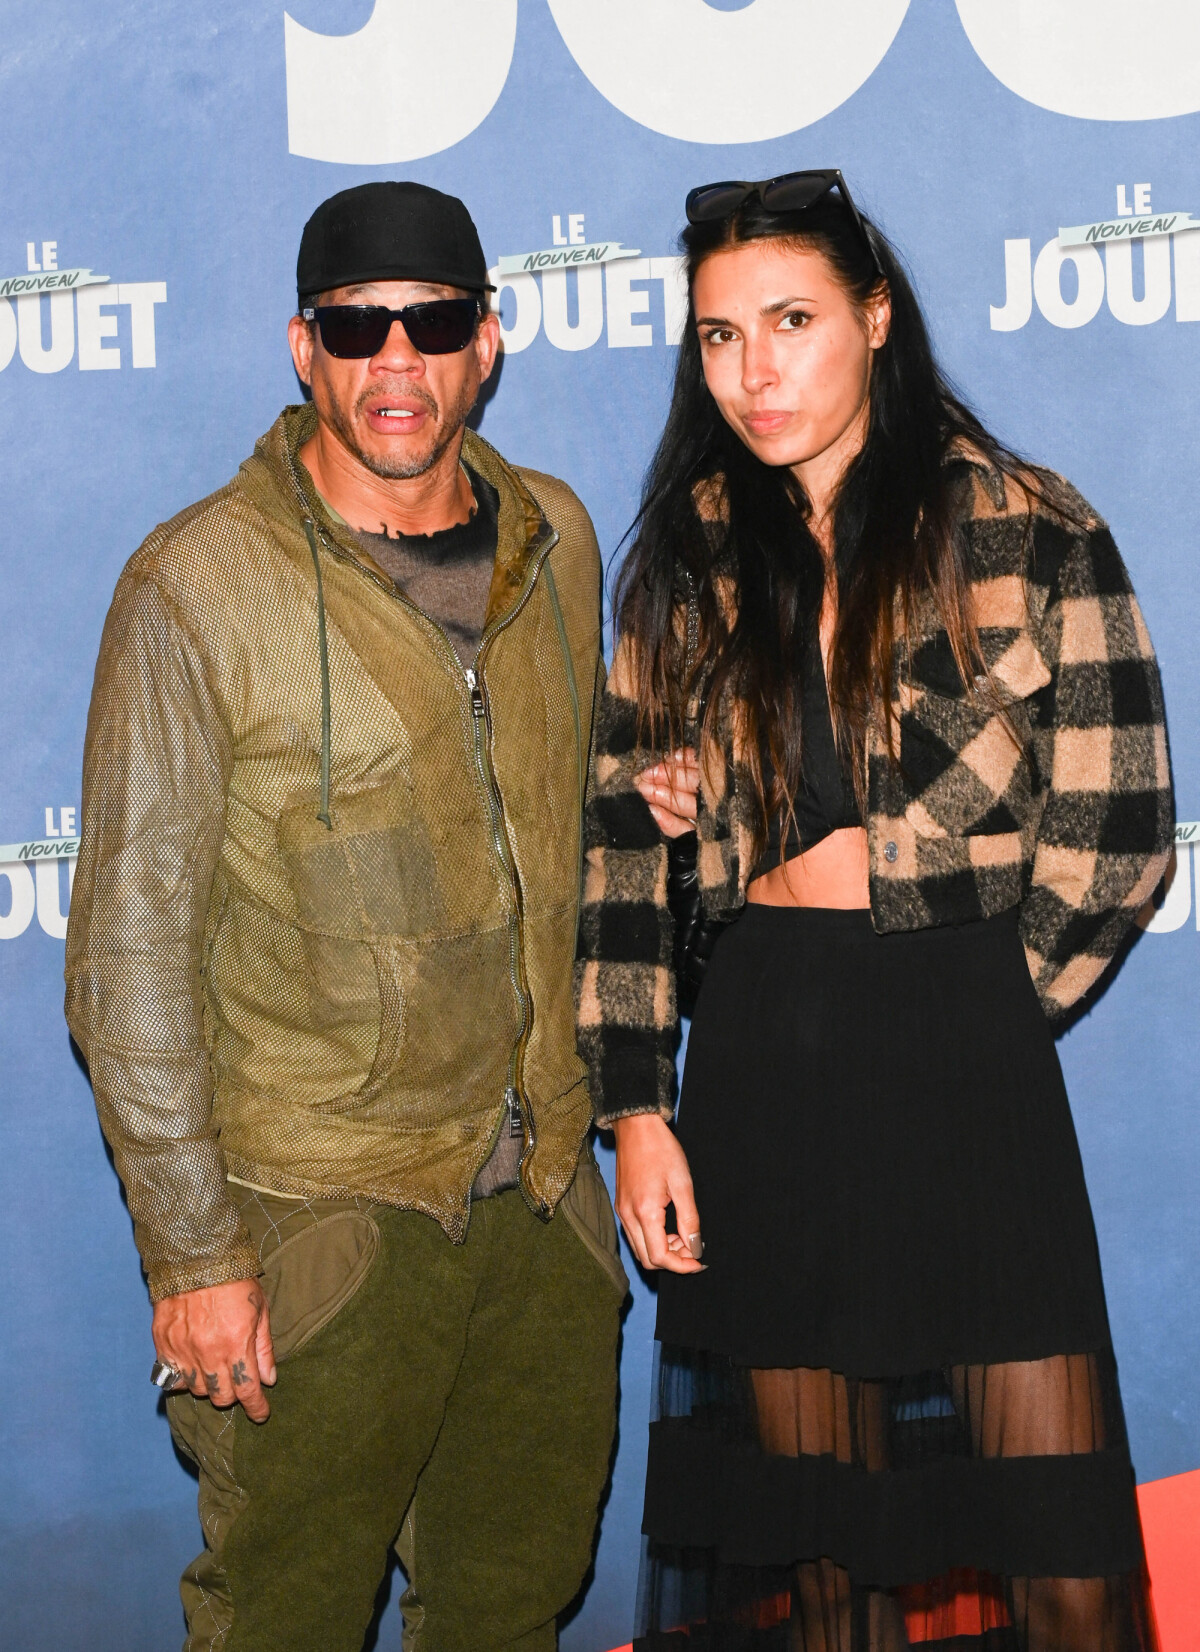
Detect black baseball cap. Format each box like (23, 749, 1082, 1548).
(296, 181, 495, 303)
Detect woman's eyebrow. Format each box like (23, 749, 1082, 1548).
(761, 294, 816, 315)
(695, 296, 818, 327)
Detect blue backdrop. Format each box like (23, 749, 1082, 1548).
(2, 5, 1198, 1649)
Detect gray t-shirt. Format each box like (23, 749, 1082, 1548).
(348, 464, 499, 670)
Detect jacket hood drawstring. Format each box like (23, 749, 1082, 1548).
(302, 518, 333, 830)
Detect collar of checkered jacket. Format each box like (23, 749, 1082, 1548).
(576, 448, 1174, 1128)
(65, 402, 604, 1301)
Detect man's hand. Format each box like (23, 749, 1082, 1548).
(635, 747, 700, 839)
(152, 1279, 277, 1422)
(612, 1113, 704, 1274)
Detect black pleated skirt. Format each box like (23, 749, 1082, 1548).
(638, 905, 1157, 1652)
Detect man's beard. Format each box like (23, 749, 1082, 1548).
(325, 379, 477, 480)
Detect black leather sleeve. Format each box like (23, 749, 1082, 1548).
(666, 830, 733, 1019)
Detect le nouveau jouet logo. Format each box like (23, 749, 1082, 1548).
(0, 240, 167, 373)
(991, 183, 1200, 332)
(0, 808, 78, 942)
(488, 213, 684, 356)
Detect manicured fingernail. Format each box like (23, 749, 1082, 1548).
(687, 1233, 704, 1260)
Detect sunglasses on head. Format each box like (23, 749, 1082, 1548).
(302, 296, 482, 358)
(685, 168, 880, 273)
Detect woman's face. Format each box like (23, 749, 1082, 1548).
(692, 239, 890, 495)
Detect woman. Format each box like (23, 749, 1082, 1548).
(576, 171, 1172, 1650)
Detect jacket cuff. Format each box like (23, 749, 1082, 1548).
(145, 1243, 262, 1305)
(594, 1100, 675, 1130)
(590, 1041, 676, 1130)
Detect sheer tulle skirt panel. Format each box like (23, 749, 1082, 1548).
(637, 907, 1156, 1650)
(638, 1347, 1156, 1651)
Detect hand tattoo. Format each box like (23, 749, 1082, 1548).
(231, 1360, 248, 1386)
(204, 1371, 220, 1398)
(186, 1369, 198, 1387)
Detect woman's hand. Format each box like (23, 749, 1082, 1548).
(635, 747, 700, 839)
(612, 1113, 704, 1273)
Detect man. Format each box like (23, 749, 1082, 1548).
(65, 181, 625, 1652)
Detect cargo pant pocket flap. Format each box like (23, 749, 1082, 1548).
(260, 1211, 381, 1362)
(561, 1150, 630, 1301)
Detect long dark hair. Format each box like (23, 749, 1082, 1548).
(614, 190, 1025, 849)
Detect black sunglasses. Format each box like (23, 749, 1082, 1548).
(685, 168, 879, 273)
(303, 297, 482, 358)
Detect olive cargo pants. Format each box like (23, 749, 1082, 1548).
(167, 1164, 626, 1652)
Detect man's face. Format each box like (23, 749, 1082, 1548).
(288, 279, 500, 481)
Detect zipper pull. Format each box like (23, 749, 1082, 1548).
(465, 667, 486, 719)
(505, 1085, 524, 1137)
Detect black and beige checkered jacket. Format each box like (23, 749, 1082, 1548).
(576, 452, 1173, 1127)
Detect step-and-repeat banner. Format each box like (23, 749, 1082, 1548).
(3, 4, 1199, 1648)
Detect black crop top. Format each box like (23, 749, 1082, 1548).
(750, 643, 861, 883)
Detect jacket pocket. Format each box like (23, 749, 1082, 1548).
(906, 624, 1050, 704)
(559, 1145, 629, 1301)
(277, 772, 447, 940)
(899, 682, 1035, 841)
(305, 939, 408, 1115)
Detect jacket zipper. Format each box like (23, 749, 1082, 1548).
(465, 663, 530, 1156)
(462, 523, 560, 1211)
(303, 506, 559, 1213)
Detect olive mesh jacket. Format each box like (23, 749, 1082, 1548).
(577, 454, 1173, 1127)
(66, 405, 603, 1301)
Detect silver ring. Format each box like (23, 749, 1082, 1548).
(150, 1358, 184, 1391)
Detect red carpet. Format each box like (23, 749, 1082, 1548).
(1140, 1466, 1200, 1651)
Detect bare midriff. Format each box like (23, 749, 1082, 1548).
(745, 825, 870, 909)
